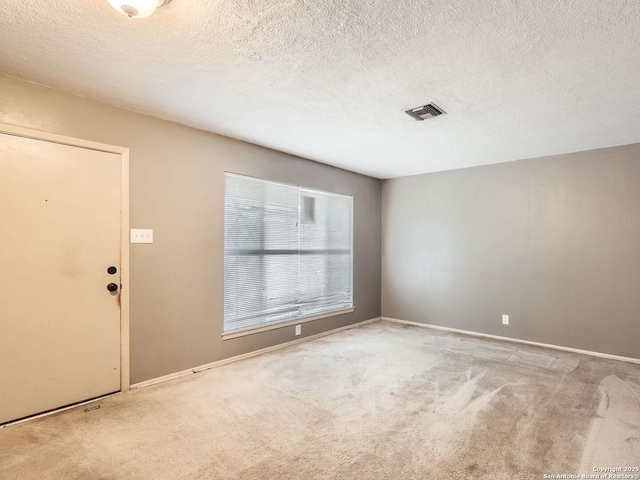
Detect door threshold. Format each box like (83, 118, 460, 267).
(0, 391, 121, 428)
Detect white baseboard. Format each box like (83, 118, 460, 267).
(131, 317, 382, 390)
(381, 317, 640, 365)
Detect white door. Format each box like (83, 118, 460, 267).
(0, 132, 122, 424)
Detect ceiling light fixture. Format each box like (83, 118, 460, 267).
(107, 0, 171, 19)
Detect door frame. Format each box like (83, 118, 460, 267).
(0, 122, 131, 393)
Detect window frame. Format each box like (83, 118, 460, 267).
(222, 172, 355, 339)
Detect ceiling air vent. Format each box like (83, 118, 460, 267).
(405, 103, 446, 121)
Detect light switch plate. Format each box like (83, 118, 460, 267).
(502, 314, 509, 325)
(131, 229, 153, 244)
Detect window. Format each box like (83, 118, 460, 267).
(224, 173, 353, 334)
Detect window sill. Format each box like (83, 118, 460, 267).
(222, 307, 356, 340)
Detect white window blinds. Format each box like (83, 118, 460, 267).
(224, 173, 353, 333)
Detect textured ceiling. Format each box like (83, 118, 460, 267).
(1, 1, 639, 178)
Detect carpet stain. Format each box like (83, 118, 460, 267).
(580, 374, 640, 471)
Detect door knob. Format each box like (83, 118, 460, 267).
(107, 283, 119, 292)
(107, 266, 117, 275)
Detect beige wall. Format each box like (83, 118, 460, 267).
(383, 144, 640, 359)
(0, 75, 382, 383)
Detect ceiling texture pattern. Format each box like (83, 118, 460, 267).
(1, 0, 639, 178)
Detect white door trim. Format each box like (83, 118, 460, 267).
(0, 122, 131, 392)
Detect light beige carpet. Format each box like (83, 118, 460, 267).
(1, 320, 639, 479)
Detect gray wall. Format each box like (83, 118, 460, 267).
(383, 144, 640, 359)
(0, 75, 382, 383)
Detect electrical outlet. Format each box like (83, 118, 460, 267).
(502, 314, 509, 325)
(295, 325, 301, 336)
